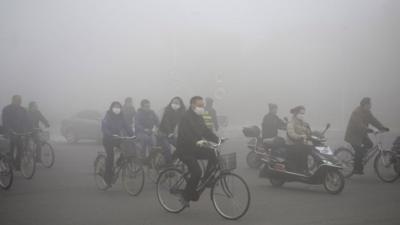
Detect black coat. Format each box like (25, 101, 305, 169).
(27, 109, 50, 129)
(262, 113, 286, 139)
(2, 104, 29, 133)
(159, 107, 184, 135)
(176, 108, 219, 158)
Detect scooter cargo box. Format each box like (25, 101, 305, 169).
(0, 135, 10, 153)
(242, 126, 261, 138)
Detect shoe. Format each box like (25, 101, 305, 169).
(176, 191, 190, 208)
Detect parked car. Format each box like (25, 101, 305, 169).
(61, 110, 102, 143)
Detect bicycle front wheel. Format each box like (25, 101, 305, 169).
(156, 168, 187, 214)
(211, 172, 251, 220)
(0, 156, 13, 190)
(122, 159, 145, 196)
(41, 142, 55, 168)
(334, 147, 354, 178)
(21, 139, 36, 179)
(374, 150, 400, 183)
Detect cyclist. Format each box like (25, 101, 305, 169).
(158, 97, 186, 165)
(122, 97, 136, 130)
(27, 101, 50, 129)
(1, 95, 29, 170)
(286, 105, 313, 175)
(203, 97, 219, 132)
(101, 101, 134, 186)
(176, 96, 219, 207)
(135, 99, 159, 159)
(345, 97, 389, 175)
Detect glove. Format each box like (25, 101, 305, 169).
(196, 140, 208, 147)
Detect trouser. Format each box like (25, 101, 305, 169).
(103, 138, 119, 185)
(158, 135, 174, 164)
(10, 136, 23, 170)
(351, 136, 373, 171)
(287, 144, 312, 173)
(181, 148, 218, 202)
(137, 132, 155, 158)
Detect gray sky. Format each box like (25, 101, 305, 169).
(0, 0, 399, 129)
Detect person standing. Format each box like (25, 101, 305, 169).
(101, 101, 134, 186)
(345, 97, 389, 174)
(2, 95, 29, 170)
(176, 96, 219, 207)
(122, 97, 136, 129)
(158, 97, 186, 164)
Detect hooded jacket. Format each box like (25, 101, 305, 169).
(176, 108, 219, 158)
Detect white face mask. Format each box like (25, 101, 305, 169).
(171, 103, 181, 110)
(193, 107, 205, 115)
(296, 114, 305, 121)
(112, 107, 121, 115)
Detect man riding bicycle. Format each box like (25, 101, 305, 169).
(2, 95, 29, 170)
(176, 96, 220, 207)
(101, 101, 134, 186)
(345, 97, 389, 175)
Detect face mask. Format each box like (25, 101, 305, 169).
(171, 103, 181, 110)
(194, 107, 205, 115)
(112, 107, 121, 115)
(296, 114, 305, 121)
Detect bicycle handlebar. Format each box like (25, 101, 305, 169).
(112, 135, 137, 141)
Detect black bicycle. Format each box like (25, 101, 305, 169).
(0, 135, 13, 190)
(156, 138, 251, 220)
(32, 128, 55, 168)
(94, 135, 145, 196)
(11, 131, 36, 179)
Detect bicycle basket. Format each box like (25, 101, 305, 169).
(39, 131, 50, 142)
(0, 135, 10, 153)
(219, 152, 237, 171)
(120, 140, 138, 157)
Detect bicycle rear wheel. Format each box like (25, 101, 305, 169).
(211, 172, 251, 220)
(94, 154, 109, 191)
(156, 168, 187, 213)
(374, 151, 400, 183)
(0, 156, 13, 190)
(21, 139, 36, 179)
(122, 159, 145, 196)
(41, 142, 55, 168)
(149, 151, 166, 183)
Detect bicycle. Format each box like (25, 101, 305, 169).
(156, 138, 251, 220)
(0, 135, 13, 190)
(94, 135, 145, 196)
(32, 128, 55, 168)
(11, 131, 36, 179)
(335, 131, 400, 182)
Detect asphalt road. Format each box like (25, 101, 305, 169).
(1, 132, 400, 225)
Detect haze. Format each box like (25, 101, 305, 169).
(1, 0, 399, 129)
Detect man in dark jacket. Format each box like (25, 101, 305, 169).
(176, 96, 219, 206)
(122, 97, 136, 129)
(27, 101, 50, 129)
(262, 103, 286, 140)
(102, 101, 134, 186)
(2, 95, 29, 170)
(345, 97, 389, 174)
(135, 99, 159, 158)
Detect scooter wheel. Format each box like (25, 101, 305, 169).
(246, 151, 262, 169)
(269, 178, 285, 187)
(323, 170, 345, 195)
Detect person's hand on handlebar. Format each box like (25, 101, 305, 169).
(196, 140, 208, 147)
